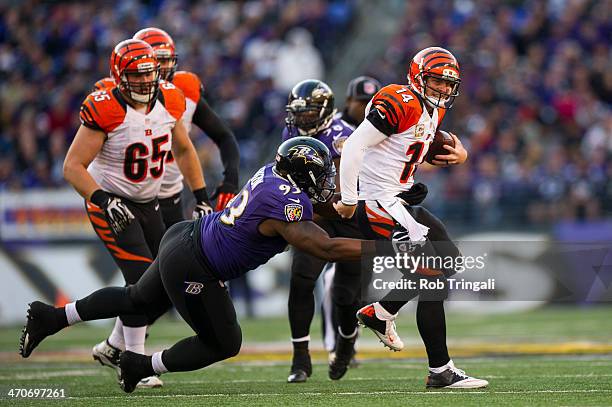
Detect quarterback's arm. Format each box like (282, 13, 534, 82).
(192, 98, 240, 189)
(171, 119, 206, 191)
(261, 219, 374, 262)
(338, 119, 387, 205)
(63, 125, 106, 200)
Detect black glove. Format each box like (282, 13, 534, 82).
(210, 183, 238, 211)
(192, 187, 213, 219)
(90, 189, 135, 235)
(396, 182, 428, 205)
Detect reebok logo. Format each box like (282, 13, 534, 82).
(185, 282, 204, 295)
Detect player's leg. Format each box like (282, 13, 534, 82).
(86, 199, 159, 385)
(158, 191, 185, 231)
(287, 247, 327, 382)
(119, 220, 242, 392)
(409, 206, 488, 388)
(19, 258, 168, 359)
(355, 200, 406, 351)
(328, 258, 361, 380)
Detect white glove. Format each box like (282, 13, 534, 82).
(105, 196, 135, 234)
(192, 201, 213, 219)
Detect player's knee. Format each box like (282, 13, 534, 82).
(127, 284, 146, 307)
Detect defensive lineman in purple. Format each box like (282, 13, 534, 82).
(18, 137, 377, 394)
(200, 163, 314, 281)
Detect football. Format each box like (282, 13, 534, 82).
(424, 130, 455, 164)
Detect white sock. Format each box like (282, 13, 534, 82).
(123, 326, 147, 354)
(430, 359, 454, 373)
(151, 351, 168, 375)
(373, 302, 396, 321)
(107, 318, 125, 350)
(64, 302, 82, 326)
(338, 326, 358, 339)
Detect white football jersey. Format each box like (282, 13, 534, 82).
(80, 82, 185, 203)
(358, 84, 445, 201)
(158, 71, 202, 199)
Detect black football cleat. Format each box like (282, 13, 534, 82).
(287, 349, 312, 383)
(118, 351, 156, 393)
(328, 333, 357, 380)
(19, 301, 63, 358)
(426, 361, 489, 389)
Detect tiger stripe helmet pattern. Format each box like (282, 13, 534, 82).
(408, 47, 461, 109)
(110, 39, 160, 104)
(92, 77, 116, 92)
(133, 27, 177, 81)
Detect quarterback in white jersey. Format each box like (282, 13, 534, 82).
(63, 39, 208, 390)
(334, 47, 488, 390)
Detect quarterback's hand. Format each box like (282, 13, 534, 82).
(333, 201, 356, 219)
(431, 133, 468, 166)
(90, 190, 134, 235)
(211, 183, 238, 211)
(192, 187, 214, 219)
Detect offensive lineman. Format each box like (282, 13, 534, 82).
(64, 39, 208, 388)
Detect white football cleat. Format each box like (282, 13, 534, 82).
(92, 339, 121, 378)
(426, 360, 489, 389)
(356, 304, 404, 351)
(136, 375, 164, 388)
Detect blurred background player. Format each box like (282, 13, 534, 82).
(65, 39, 209, 388)
(319, 75, 381, 367)
(133, 27, 240, 224)
(335, 47, 488, 389)
(282, 79, 369, 382)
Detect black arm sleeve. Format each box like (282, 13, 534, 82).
(192, 97, 240, 187)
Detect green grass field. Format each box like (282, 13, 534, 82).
(1, 306, 611, 406)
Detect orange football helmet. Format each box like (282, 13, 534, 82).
(110, 39, 159, 104)
(408, 47, 461, 109)
(133, 27, 177, 81)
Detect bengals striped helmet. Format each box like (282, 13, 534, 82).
(110, 39, 160, 104)
(133, 27, 177, 81)
(408, 47, 461, 109)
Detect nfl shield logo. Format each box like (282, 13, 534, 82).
(284, 204, 303, 222)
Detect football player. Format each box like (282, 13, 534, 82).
(64, 39, 209, 388)
(133, 28, 240, 223)
(319, 76, 382, 364)
(334, 47, 489, 388)
(283, 79, 375, 382)
(21, 137, 387, 393)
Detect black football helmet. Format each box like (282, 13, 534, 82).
(275, 136, 336, 203)
(286, 79, 336, 136)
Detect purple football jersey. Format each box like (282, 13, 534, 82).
(281, 118, 354, 159)
(199, 163, 313, 281)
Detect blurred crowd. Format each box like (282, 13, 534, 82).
(1, 0, 610, 229)
(365, 0, 611, 227)
(0, 0, 354, 189)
